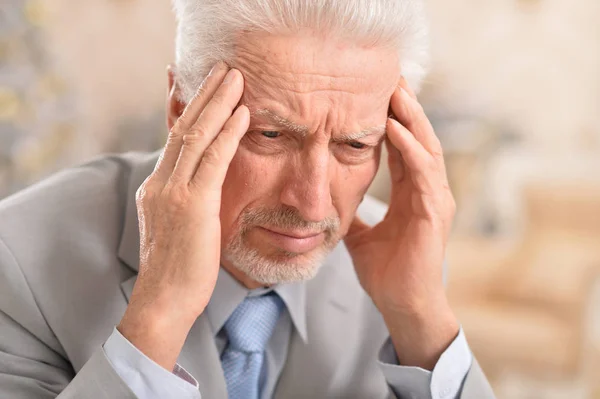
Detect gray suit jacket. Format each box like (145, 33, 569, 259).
(0, 151, 495, 398)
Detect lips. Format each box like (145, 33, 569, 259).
(262, 227, 323, 239)
(256, 226, 326, 253)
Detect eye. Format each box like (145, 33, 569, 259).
(348, 141, 367, 149)
(261, 131, 280, 138)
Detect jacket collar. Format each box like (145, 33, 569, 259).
(206, 267, 308, 343)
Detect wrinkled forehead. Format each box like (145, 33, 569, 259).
(232, 31, 401, 118)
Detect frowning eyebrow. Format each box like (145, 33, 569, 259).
(252, 109, 309, 136)
(334, 125, 387, 142)
(251, 108, 387, 142)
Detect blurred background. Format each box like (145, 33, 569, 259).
(1, 1, 599, 397)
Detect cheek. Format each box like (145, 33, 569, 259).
(333, 151, 381, 232)
(219, 147, 285, 239)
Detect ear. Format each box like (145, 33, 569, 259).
(166, 64, 186, 131)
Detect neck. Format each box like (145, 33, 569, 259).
(220, 262, 269, 290)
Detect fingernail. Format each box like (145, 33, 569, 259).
(388, 117, 401, 128)
(223, 69, 237, 85)
(206, 64, 217, 78)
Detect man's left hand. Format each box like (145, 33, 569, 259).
(344, 78, 459, 371)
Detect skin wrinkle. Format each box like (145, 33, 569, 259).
(251, 108, 387, 142)
(251, 109, 309, 135)
(233, 41, 388, 97)
(236, 59, 368, 96)
(214, 31, 400, 286)
(237, 51, 371, 84)
(241, 83, 390, 141)
(235, 41, 395, 137)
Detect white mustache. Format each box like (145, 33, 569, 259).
(240, 206, 340, 235)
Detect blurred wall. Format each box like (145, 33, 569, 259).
(43, 0, 176, 154)
(425, 0, 600, 152)
(424, 0, 600, 235)
(0, 1, 177, 196)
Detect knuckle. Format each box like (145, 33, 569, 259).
(210, 92, 227, 108)
(192, 83, 209, 100)
(415, 174, 431, 193)
(166, 129, 184, 148)
(431, 147, 445, 161)
(189, 123, 209, 138)
(164, 182, 192, 210)
(219, 126, 235, 137)
(168, 123, 185, 138)
(136, 180, 157, 205)
(171, 121, 185, 136)
(400, 101, 412, 118)
(424, 157, 438, 172)
(201, 147, 222, 166)
(182, 133, 204, 148)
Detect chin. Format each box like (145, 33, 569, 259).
(223, 242, 333, 285)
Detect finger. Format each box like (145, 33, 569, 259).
(390, 85, 449, 183)
(390, 87, 443, 159)
(154, 62, 229, 182)
(385, 136, 405, 184)
(387, 117, 438, 194)
(172, 69, 244, 182)
(398, 76, 418, 100)
(384, 137, 412, 219)
(192, 105, 250, 190)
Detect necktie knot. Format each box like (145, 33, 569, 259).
(224, 293, 284, 353)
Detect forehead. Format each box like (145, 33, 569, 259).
(232, 31, 401, 123)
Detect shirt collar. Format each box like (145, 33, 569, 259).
(205, 267, 308, 343)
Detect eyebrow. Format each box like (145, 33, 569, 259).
(251, 108, 387, 142)
(252, 109, 309, 136)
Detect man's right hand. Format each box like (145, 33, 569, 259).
(117, 63, 249, 371)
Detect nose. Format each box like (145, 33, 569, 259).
(279, 148, 332, 223)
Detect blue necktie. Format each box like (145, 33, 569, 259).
(221, 293, 284, 399)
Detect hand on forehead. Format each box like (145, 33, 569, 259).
(230, 31, 401, 141)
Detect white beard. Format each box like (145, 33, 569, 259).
(223, 234, 336, 285)
(223, 205, 341, 285)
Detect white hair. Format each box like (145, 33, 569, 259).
(171, 0, 430, 103)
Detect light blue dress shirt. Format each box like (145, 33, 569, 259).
(103, 268, 472, 399)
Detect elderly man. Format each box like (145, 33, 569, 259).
(0, 1, 495, 398)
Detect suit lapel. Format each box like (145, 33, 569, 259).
(120, 275, 227, 397)
(274, 245, 360, 397)
(274, 243, 392, 398)
(178, 311, 228, 397)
